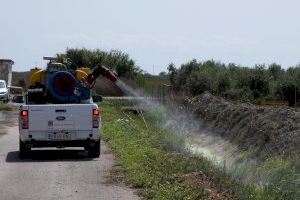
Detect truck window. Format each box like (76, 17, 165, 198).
(0, 82, 5, 88)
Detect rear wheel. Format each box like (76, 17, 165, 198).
(87, 140, 100, 158)
(19, 140, 31, 159)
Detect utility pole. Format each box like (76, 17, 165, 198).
(295, 85, 297, 106)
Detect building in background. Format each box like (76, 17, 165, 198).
(0, 59, 14, 87)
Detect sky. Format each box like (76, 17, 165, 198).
(0, 0, 300, 73)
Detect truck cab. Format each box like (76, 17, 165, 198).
(0, 80, 9, 103)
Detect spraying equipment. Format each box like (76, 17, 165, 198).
(19, 57, 118, 158)
(27, 57, 118, 104)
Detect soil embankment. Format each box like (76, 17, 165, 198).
(186, 92, 299, 160)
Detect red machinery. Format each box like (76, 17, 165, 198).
(86, 65, 118, 85)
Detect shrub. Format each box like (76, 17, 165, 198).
(57, 48, 141, 79)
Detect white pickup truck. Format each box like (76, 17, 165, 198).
(17, 58, 118, 159)
(19, 103, 101, 158)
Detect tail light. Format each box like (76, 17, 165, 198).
(20, 110, 29, 129)
(92, 108, 100, 128)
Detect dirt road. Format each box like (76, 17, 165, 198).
(0, 110, 139, 200)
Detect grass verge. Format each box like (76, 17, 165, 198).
(100, 100, 239, 199)
(100, 99, 298, 200)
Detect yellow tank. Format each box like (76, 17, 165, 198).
(76, 68, 89, 79)
(29, 69, 44, 87)
(78, 68, 91, 75)
(29, 68, 41, 77)
(29, 67, 90, 87)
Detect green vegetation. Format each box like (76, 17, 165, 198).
(101, 100, 211, 199)
(135, 75, 169, 95)
(56, 48, 142, 79)
(168, 60, 300, 106)
(100, 99, 298, 199)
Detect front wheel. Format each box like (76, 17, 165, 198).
(19, 140, 31, 159)
(87, 140, 100, 158)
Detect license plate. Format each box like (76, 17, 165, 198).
(48, 132, 71, 140)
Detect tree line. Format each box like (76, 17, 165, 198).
(167, 59, 300, 106)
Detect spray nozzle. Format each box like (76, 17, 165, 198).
(86, 65, 118, 85)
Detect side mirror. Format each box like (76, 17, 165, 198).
(12, 95, 24, 103)
(92, 95, 102, 102)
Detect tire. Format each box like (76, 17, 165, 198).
(19, 140, 31, 159)
(87, 140, 100, 158)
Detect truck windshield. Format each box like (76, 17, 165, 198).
(0, 82, 5, 88)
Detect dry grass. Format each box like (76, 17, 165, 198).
(0, 103, 12, 111)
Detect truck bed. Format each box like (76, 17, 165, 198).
(19, 103, 100, 146)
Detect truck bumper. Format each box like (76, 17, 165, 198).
(23, 139, 100, 148)
(19, 129, 101, 142)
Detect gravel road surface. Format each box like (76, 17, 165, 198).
(0, 110, 139, 200)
